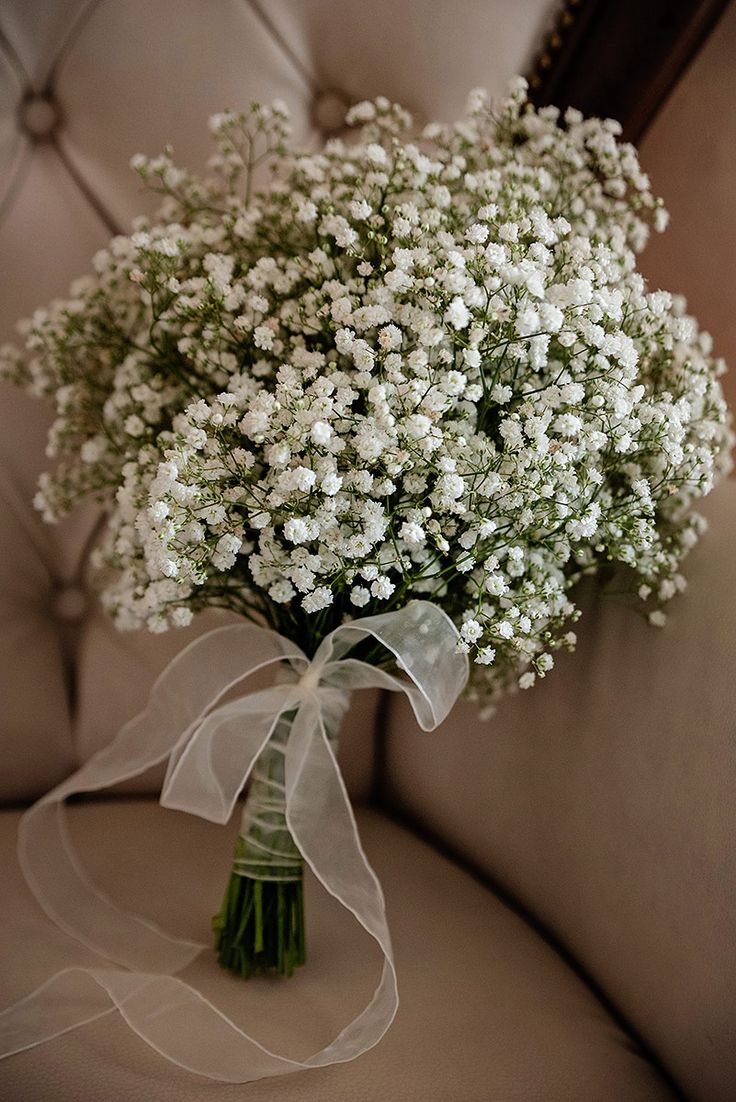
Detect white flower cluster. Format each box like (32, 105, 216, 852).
(2, 82, 731, 694)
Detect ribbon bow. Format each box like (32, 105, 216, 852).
(0, 601, 467, 1083)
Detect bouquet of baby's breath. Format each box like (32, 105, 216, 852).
(2, 80, 731, 980)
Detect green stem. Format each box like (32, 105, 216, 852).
(212, 710, 306, 978)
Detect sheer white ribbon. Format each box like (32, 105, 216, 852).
(0, 600, 467, 1083)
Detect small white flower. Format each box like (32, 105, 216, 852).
(370, 576, 395, 600)
(436, 473, 465, 501)
(293, 466, 317, 492)
(352, 340, 375, 371)
(321, 472, 343, 495)
(253, 325, 274, 351)
(269, 579, 295, 603)
(310, 420, 332, 445)
(284, 518, 310, 544)
(444, 297, 471, 330)
(302, 586, 333, 613)
(460, 618, 483, 642)
(365, 143, 388, 166)
(476, 646, 496, 665)
(80, 438, 106, 463)
(398, 521, 426, 546)
(350, 586, 370, 607)
(124, 415, 145, 437)
(466, 224, 489, 245)
(378, 325, 402, 351)
(349, 199, 372, 221)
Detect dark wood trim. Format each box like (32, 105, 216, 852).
(528, 0, 733, 142)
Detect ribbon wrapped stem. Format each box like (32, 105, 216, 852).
(213, 709, 308, 978)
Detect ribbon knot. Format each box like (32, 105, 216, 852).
(1, 601, 467, 1083)
(295, 666, 324, 693)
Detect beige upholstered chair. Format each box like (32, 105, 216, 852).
(1, 3, 733, 1099)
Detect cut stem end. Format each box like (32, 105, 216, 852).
(213, 846, 306, 979)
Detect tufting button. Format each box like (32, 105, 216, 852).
(312, 90, 351, 137)
(18, 92, 62, 141)
(52, 585, 88, 623)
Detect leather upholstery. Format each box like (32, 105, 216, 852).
(385, 479, 736, 1102)
(0, 802, 679, 1102)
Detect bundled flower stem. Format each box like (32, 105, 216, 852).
(213, 711, 306, 978)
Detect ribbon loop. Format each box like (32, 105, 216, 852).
(161, 684, 301, 824)
(0, 601, 467, 1083)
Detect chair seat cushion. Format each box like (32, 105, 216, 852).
(0, 801, 676, 1101)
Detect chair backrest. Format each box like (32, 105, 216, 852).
(384, 478, 736, 1102)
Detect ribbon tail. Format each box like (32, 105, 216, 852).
(19, 802, 203, 974)
(285, 702, 399, 1066)
(1, 696, 399, 1081)
(0, 966, 307, 1082)
(0, 967, 118, 1059)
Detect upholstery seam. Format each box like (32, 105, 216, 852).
(242, 0, 321, 95)
(0, 463, 53, 585)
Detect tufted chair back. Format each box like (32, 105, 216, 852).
(0, 0, 554, 796)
